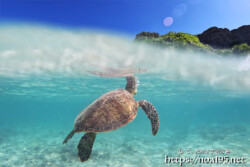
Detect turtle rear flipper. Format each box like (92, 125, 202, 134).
(78, 132, 97, 162)
(138, 100, 159, 136)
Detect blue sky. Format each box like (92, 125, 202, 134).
(0, 0, 249, 36)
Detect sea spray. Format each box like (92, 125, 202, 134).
(0, 24, 250, 91)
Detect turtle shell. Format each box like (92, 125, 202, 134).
(74, 89, 138, 133)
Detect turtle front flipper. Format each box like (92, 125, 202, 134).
(78, 132, 97, 162)
(138, 100, 159, 136)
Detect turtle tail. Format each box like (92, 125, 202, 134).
(138, 100, 159, 136)
(63, 129, 75, 144)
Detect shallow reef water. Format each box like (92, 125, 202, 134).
(0, 76, 249, 167)
(0, 25, 250, 166)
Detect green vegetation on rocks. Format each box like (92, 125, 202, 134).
(135, 31, 250, 56)
(232, 43, 250, 54)
(135, 31, 212, 53)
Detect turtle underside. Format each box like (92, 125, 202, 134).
(74, 89, 138, 133)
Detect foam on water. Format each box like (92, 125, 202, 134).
(0, 24, 250, 91)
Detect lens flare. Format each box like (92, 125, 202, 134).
(173, 3, 188, 18)
(163, 17, 174, 27)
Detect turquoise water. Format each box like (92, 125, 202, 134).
(0, 75, 249, 167)
(0, 25, 250, 166)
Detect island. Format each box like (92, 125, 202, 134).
(135, 25, 250, 56)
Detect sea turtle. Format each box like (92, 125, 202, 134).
(63, 75, 159, 162)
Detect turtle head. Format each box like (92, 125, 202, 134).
(126, 76, 138, 96)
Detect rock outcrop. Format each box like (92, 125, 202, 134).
(135, 32, 160, 40)
(232, 25, 250, 46)
(197, 25, 250, 48)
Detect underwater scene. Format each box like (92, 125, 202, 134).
(0, 26, 250, 167)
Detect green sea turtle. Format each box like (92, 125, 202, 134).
(63, 74, 159, 162)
